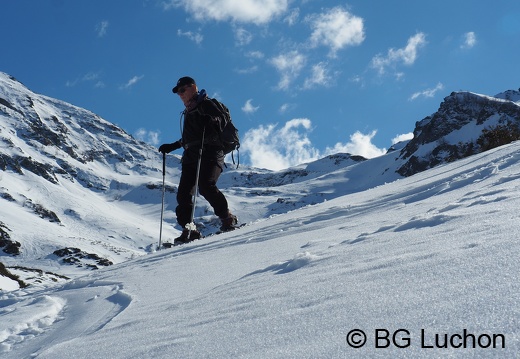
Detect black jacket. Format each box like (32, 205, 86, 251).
(180, 96, 226, 167)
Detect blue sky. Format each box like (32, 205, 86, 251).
(2, 0, 520, 170)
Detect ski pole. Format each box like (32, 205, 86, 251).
(186, 127, 206, 236)
(158, 151, 166, 249)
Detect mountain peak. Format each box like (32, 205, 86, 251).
(495, 88, 520, 104)
(396, 89, 520, 176)
(2, 71, 520, 289)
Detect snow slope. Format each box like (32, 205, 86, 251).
(1, 141, 519, 358)
(2, 72, 520, 358)
(0, 70, 404, 283)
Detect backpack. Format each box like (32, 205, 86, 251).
(208, 98, 240, 166)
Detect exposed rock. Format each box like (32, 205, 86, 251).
(53, 247, 114, 270)
(0, 222, 21, 255)
(397, 91, 520, 177)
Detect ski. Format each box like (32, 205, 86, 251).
(207, 222, 247, 237)
(159, 223, 246, 249)
(161, 239, 200, 248)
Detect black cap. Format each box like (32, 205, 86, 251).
(172, 76, 196, 93)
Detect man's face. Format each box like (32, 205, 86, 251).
(177, 84, 196, 104)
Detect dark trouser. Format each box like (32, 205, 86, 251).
(176, 160, 229, 228)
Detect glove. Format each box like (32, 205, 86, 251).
(158, 141, 182, 154)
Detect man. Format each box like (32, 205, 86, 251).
(159, 76, 238, 244)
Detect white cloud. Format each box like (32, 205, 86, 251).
(284, 8, 300, 26)
(269, 50, 306, 90)
(120, 75, 144, 90)
(82, 72, 99, 82)
(242, 119, 387, 170)
(325, 130, 386, 159)
(392, 132, 414, 144)
(162, 0, 289, 25)
(234, 27, 253, 46)
(394, 72, 405, 81)
(242, 99, 259, 114)
(279, 103, 295, 114)
(371, 33, 427, 75)
(96, 20, 109, 38)
(307, 7, 365, 57)
(303, 62, 332, 89)
(236, 66, 259, 74)
(66, 72, 103, 88)
(409, 82, 444, 100)
(135, 128, 161, 146)
(177, 29, 204, 44)
(246, 50, 265, 59)
(461, 31, 477, 49)
(242, 119, 319, 170)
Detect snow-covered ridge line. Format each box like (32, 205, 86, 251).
(1, 70, 520, 291)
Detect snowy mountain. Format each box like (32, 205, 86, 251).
(1, 72, 520, 357)
(495, 88, 520, 104)
(1, 70, 520, 284)
(397, 90, 520, 176)
(0, 71, 403, 285)
(0, 72, 177, 277)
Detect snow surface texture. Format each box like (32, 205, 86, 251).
(1, 142, 519, 358)
(1, 72, 519, 357)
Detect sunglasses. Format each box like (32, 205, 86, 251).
(177, 84, 192, 94)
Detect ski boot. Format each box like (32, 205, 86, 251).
(220, 212, 238, 232)
(172, 228, 201, 246)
